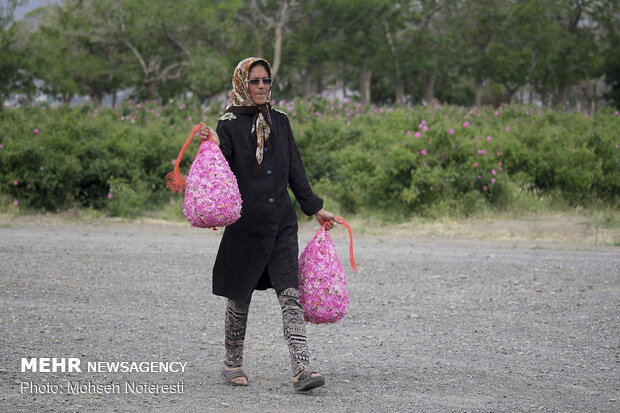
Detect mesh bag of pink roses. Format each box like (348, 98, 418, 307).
(298, 217, 357, 324)
(166, 124, 242, 229)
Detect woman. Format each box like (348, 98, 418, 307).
(200, 57, 337, 391)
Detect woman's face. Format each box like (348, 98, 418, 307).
(247, 64, 270, 105)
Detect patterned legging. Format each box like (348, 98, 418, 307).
(224, 287, 309, 375)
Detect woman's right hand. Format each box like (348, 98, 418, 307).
(200, 122, 220, 146)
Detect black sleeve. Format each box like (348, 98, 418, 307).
(215, 120, 233, 160)
(286, 117, 323, 216)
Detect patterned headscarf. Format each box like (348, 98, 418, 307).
(225, 57, 273, 167)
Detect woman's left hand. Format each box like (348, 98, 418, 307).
(314, 209, 341, 231)
(200, 122, 220, 146)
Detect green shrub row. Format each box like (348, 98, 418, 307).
(0, 99, 618, 217)
(0, 100, 221, 213)
(291, 101, 619, 217)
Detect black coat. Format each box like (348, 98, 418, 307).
(212, 109, 323, 302)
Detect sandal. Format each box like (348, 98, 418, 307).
(221, 366, 248, 386)
(292, 370, 325, 392)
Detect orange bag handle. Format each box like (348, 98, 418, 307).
(166, 124, 218, 194)
(321, 216, 357, 273)
(166, 124, 202, 194)
(165, 124, 220, 231)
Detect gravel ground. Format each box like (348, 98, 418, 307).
(0, 218, 618, 412)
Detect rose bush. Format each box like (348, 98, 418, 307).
(1, 98, 618, 217)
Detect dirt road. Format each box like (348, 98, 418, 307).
(0, 217, 618, 412)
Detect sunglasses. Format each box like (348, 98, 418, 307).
(248, 77, 272, 86)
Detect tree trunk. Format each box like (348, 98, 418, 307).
(112, 89, 117, 108)
(475, 78, 484, 107)
(556, 83, 569, 109)
(504, 85, 519, 104)
(392, 55, 404, 104)
(301, 67, 312, 99)
(424, 73, 436, 103)
(315, 73, 323, 96)
(91, 92, 103, 105)
(360, 58, 371, 105)
(272, 24, 282, 78)
(395, 80, 404, 105)
(383, 21, 404, 105)
(145, 80, 158, 101)
(257, 39, 264, 58)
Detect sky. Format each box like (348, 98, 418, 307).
(10, 0, 59, 20)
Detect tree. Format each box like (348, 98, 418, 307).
(24, 1, 129, 104)
(528, 0, 602, 108)
(115, 0, 195, 101)
(597, 0, 620, 108)
(451, 0, 508, 107)
(28, 5, 82, 103)
(484, 0, 538, 103)
(327, 0, 393, 105)
(237, 0, 301, 79)
(0, 0, 33, 106)
(397, 0, 460, 104)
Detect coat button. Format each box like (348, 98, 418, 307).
(268, 198, 275, 204)
(264, 147, 270, 152)
(272, 225, 277, 231)
(266, 170, 272, 176)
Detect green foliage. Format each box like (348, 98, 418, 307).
(0, 99, 217, 214)
(287, 99, 619, 216)
(0, 1, 33, 104)
(5, 0, 619, 108)
(0, 99, 618, 219)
